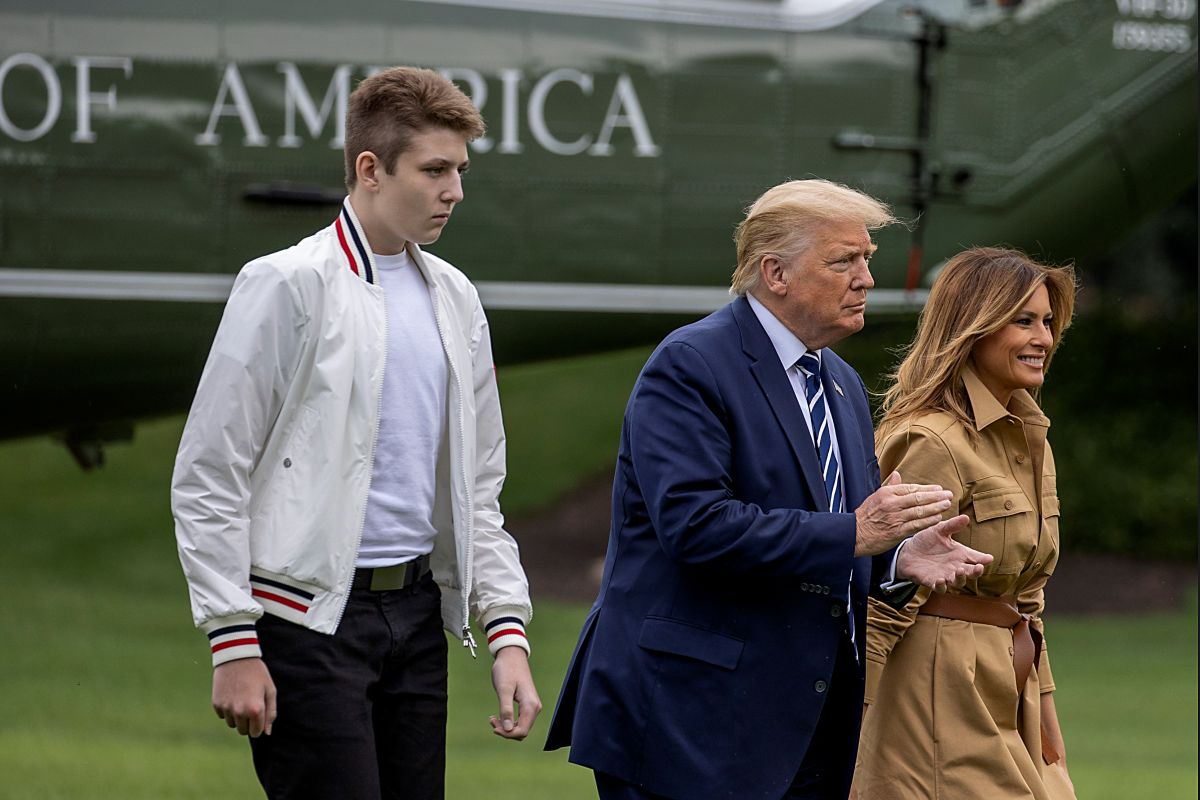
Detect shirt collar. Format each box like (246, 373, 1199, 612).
(962, 364, 1049, 430)
(747, 293, 814, 371)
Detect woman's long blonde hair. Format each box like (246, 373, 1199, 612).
(876, 247, 1078, 443)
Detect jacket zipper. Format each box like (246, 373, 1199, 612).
(430, 284, 478, 658)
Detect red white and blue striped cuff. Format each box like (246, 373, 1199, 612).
(483, 615, 529, 657)
(249, 573, 313, 625)
(206, 621, 262, 667)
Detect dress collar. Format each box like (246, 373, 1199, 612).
(962, 364, 1049, 431)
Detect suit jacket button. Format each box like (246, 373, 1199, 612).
(814, 680, 828, 693)
(1004, 500, 1014, 510)
(830, 605, 842, 618)
(283, 458, 292, 468)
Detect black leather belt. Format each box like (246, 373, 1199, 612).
(351, 554, 431, 591)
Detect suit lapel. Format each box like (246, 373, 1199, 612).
(733, 298, 829, 511)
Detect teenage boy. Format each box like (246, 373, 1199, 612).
(172, 67, 539, 800)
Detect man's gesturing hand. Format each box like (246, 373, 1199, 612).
(854, 471, 954, 557)
(212, 657, 277, 738)
(896, 516, 992, 592)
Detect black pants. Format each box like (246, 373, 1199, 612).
(249, 573, 448, 800)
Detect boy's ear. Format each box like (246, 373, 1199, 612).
(355, 151, 381, 190)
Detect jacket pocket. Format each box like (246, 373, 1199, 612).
(971, 488, 1033, 521)
(638, 616, 744, 670)
(250, 405, 326, 564)
(966, 486, 1034, 574)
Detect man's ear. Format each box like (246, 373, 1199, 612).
(760, 254, 789, 297)
(355, 151, 381, 191)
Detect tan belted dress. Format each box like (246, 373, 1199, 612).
(854, 368, 1076, 800)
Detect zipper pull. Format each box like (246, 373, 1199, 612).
(462, 626, 478, 658)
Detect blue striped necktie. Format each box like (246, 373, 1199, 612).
(797, 351, 843, 513)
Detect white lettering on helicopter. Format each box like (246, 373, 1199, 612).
(196, 62, 659, 156)
(194, 62, 268, 147)
(0, 53, 58, 142)
(0, 54, 660, 157)
(1113, 0, 1195, 52)
(0, 54, 132, 143)
(0, 55, 136, 143)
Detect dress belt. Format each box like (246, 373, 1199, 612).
(918, 592, 1060, 765)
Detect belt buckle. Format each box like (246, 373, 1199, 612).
(369, 562, 409, 591)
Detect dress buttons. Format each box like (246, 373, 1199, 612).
(1004, 500, 1014, 510)
(1015, 454, 1026, 464)
(814, 680, 828, 693)
(831, 605, 843, 618)
(801, 582, 810, 592)
(283, 458, 293, 468)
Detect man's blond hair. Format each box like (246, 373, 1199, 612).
(731, 179, 898, 296)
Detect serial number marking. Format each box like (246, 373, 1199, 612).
(1112, 20, 1194, 51)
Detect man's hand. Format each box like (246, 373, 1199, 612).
(896, 515, 992, 592)
(489, 646, 542, 740)
(212, 657, 277, 737)
(854, 471, 954, 556)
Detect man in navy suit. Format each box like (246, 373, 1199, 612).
(545, 179, 993, 800)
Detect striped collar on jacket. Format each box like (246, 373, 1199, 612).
(332, 198, 377, 286)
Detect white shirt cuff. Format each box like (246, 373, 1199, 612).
(880, 538, 915, 595)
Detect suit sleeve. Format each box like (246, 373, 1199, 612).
(625, 341, 855, 590)
(865, 424, 963, 702)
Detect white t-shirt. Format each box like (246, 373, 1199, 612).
(357, 250, 447, 567)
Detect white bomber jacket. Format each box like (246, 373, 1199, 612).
(172, 199, 531, 667)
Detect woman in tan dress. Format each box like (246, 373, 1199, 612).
(853, 247, 1078, 799)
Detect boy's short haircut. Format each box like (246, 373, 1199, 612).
(344, 67, 486, 188)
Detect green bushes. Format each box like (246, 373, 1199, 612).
(1040, 308, 1198, 559)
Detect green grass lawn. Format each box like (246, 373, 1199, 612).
(1048, 602, 1199, 799)
(0, 347, 1195, 799)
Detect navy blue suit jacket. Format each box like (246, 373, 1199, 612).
(545, 297, 898, 800)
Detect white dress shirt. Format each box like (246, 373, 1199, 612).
(746, 294, 845, 491)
